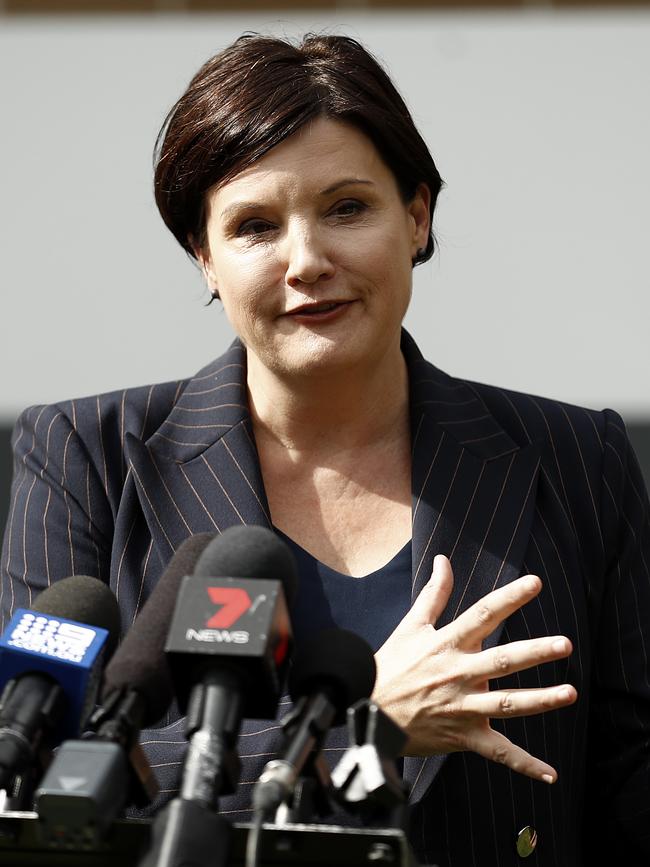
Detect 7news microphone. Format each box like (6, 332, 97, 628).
(140, 524, 298, 867)
(0, 575, 120, 805)
(35, 533, 216, 845)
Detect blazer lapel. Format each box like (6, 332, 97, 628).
(402, 333, 541, 803)
(125, 340, 271, 567)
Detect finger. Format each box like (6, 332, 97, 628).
(402, 554, 454, 628)
(452, 575, 542, 646)
(461, 684, 577, 718)
(466, 727, 558, 784)
(464, 636, 573, 681)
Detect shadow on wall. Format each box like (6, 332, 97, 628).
(0, 421, 649, 549)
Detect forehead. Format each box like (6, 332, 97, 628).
(207, 117, 398, 213)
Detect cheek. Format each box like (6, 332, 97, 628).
(219, 288, 262, 333)
(345, 218, 414, 267)
(213, 252, 277, 324)
(213, 247, 272, 285)
(343, 226, 413, 290)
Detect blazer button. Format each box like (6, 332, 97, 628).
(516, 825, 538, 857)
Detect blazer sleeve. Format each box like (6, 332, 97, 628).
(1, 402, 115, 628)
(585, 408, 650, 859)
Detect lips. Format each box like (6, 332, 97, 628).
(285, 301, 349, 316)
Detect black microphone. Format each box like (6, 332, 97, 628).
(99, 532, 217, 730)
(0, 575, 120, 802)
(35, 534, 214, 846)
(140, 525, 298, 867)
(252, 628, 376, 818)
(166, 525, 298, 802)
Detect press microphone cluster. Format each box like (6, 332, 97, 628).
(0, 525, 413, 867)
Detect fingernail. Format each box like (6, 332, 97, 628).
(558, 687, 572, 701)
(552, 638, 567, 653)
(542, 773, 555, 784)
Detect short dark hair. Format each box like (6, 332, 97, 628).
(154, 33, 443, 266)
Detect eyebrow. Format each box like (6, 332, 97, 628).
(219, 202, 264, 222)
(218, 178, 375, 222)
(320, 178, 376, 195)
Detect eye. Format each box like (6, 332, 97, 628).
(330, 199, 368, 218)
(236, 218, 275, 238)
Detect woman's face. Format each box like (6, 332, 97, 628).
(198, 117, 430, 381)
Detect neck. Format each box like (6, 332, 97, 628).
(246, 340, 410, 455)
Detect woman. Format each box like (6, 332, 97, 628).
(2, 34, 649, 866)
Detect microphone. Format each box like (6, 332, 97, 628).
(252, 628, 376, 819)
(140, 525, 298, 867)
(0, 575, 120, 799)
(166, 524, 298, 802)
(99, 532, 217, 730)
(35, 533, 215, 846)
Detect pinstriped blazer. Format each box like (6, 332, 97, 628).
(2, 330, 649, 866)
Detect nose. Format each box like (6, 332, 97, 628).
(284, 220, 335, 287)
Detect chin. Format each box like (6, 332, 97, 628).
(271, 335, 365, 379)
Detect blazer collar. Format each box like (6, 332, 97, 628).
(136, 331, 524, 466)
(124, 339, 271, 561)
(141, 339, 251, 465)
(125, 332, 540, 804)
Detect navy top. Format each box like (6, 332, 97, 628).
(276, 529, 413, 652)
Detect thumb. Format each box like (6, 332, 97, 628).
(403, 553, 454, 629)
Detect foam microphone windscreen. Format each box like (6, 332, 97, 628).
(193, 525, 299, 605)
(289, 628, 377, 725)
(32, 575, 121, 660)
(101, 533, 215, 725)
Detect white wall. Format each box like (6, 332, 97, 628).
(1, 10, 648, 422)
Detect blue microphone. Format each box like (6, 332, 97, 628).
(0, 575, 120, 793)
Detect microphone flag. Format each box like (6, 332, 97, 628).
(165, 574, 291, 719)
(0, 608, 109, 741)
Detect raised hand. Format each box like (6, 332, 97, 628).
(372, 554, 577, 783)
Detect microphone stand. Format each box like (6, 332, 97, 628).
(254, 692, 335, 823)
(246, 691, 336, 867)
(331, 700, 410, 831)
(139, 670, 242, 867)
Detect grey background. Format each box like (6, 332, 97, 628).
(1, 9, 649, 535)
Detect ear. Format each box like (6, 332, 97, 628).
(408, 183, 432, 257)
(192, 239, 219, 297)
